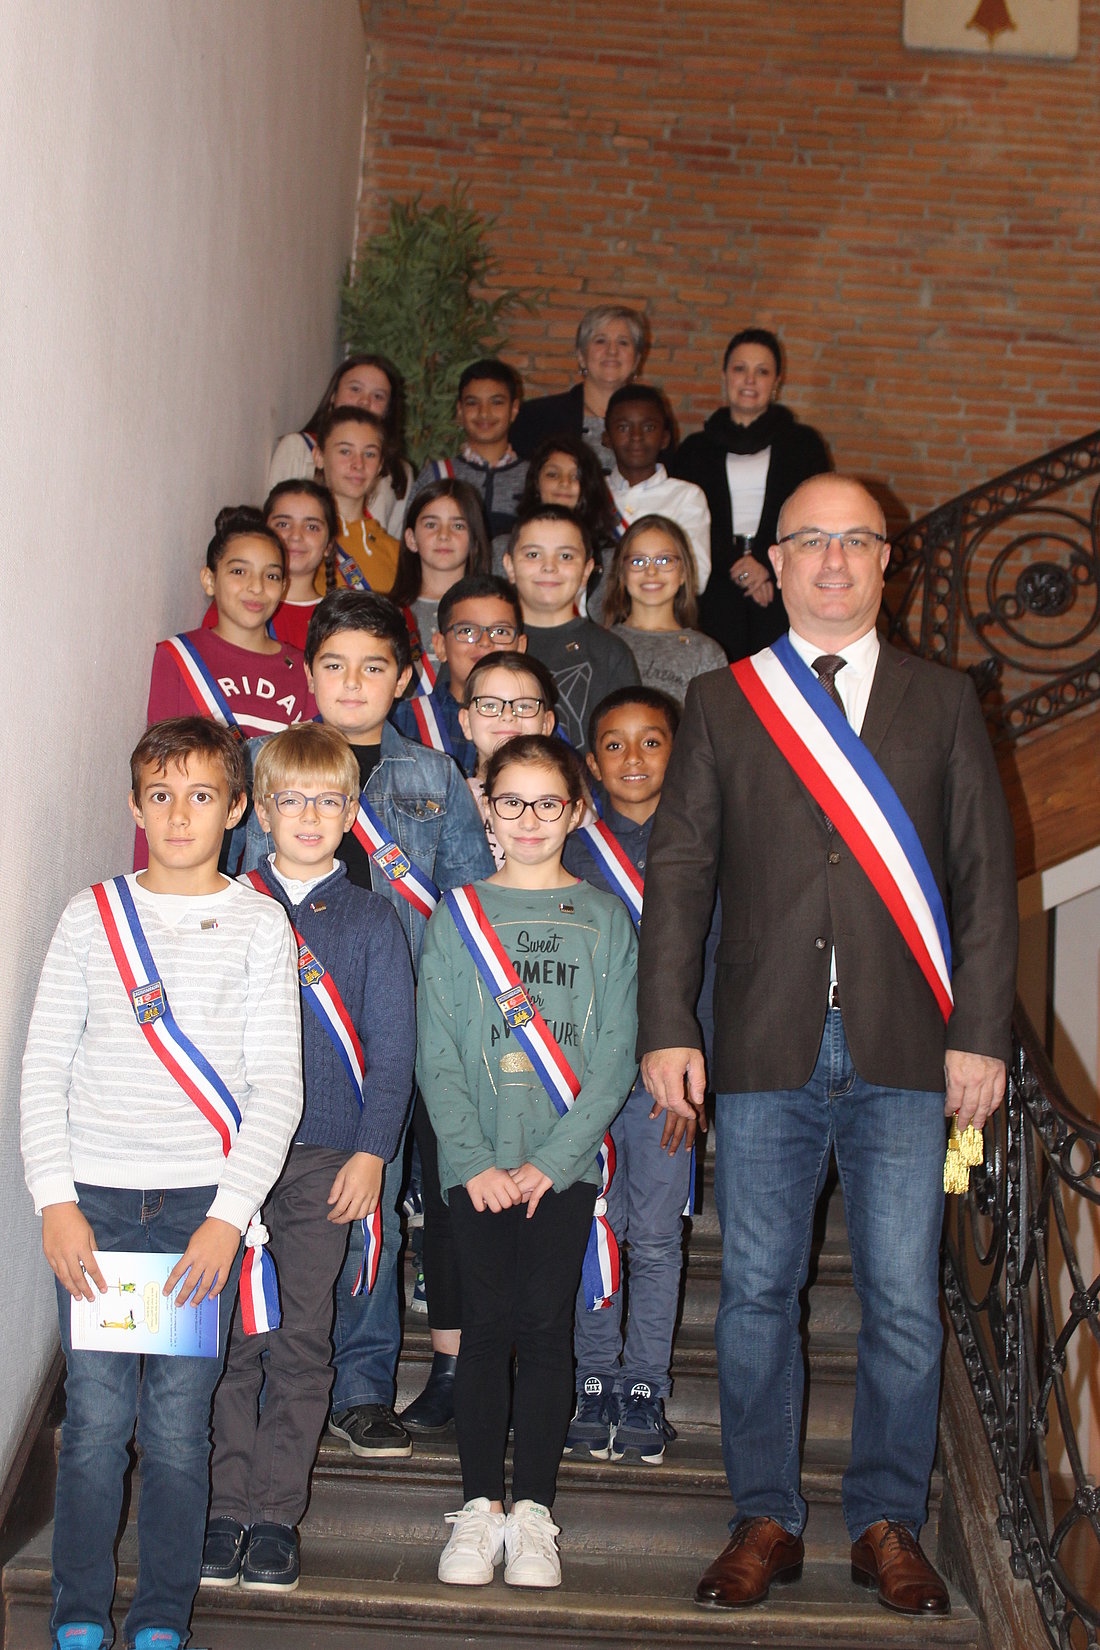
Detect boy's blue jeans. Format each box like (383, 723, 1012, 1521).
(571, 1082, 690, 1400)
(712, 1010, 945, 1541)
(51, 1183, 240, 1649)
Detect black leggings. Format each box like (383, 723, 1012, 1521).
(412, 1093, 462, 1330)
(448, 1180, 596, 1507)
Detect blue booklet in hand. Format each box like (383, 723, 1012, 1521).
(70, 1251, 220, 1356)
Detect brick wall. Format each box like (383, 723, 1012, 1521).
(358, 0, 1099, 525)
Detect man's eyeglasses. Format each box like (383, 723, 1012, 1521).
(441, 622, 520, 646)
(489, 794, 570, 822)
(467, 695, 545, 720)
(265, 790, 351, 817)
(776, 529, 886, 556)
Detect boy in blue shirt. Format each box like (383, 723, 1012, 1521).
(561, 687, 696, 1464)
(21, 717, 303, 1650)
(203, 723, 414, 1591)
(246, 591, 493, 1457)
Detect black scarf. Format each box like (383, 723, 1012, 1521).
(700, 402, 796, 456)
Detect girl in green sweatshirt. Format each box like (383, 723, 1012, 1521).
(417, 734, 638, 1591)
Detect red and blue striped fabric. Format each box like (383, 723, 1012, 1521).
(93, 876, 279, 1333)
(241, 870, 380, 1298)
(160, 634, 242, 731)
(352, 797, 440, 919)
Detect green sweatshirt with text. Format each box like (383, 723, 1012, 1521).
(416, 879, 639, 1198)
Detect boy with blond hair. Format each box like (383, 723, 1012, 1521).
(20, 716, 303, 1650)
(202, 723, 415, 1592)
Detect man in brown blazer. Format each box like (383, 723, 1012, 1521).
(638, 474, 1017, 1615)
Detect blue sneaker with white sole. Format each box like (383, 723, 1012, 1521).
(563, 1374, 618, 1460)
(609, 1381, 674, 1464)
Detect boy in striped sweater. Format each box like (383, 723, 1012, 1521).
(19, 717, 304, 1650)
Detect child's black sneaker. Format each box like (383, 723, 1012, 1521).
(239, 1522, 300, 1592)
(609, 1381, 671, 1464)
(199, 1517, 248, 1588)
(329, 1404, 412, 1458)
(563, 1375, 616, 1460)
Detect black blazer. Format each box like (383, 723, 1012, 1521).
(511, 384, 586, 458)
(672, 406, 830, 661)
(636, 643, 1018, 1095)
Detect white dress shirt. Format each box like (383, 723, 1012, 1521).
(786, 626, 881, 998)
(608, 464, 712, 592)
(725, 448, 771, 539)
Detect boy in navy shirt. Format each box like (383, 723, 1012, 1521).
(203, 723, 415, 1591)
(562, 687, 695, 1464)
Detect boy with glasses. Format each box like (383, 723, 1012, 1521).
(391, 574, 526, 775)
(202, 724, 415, 1592)
(504, 506, 639, 755)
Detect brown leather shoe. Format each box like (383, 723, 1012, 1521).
(850, 1519, 950, 1615)
(694, 1516, 804, 1609)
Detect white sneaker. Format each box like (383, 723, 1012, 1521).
(504, 1500, 562, 1588)
(437, 1497, 506, 1585)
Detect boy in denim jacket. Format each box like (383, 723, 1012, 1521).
(245, 590, 492, 1458)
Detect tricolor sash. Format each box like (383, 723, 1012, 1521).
(332, 545, 372, 592)
(241, 870, 381, 1295)
(402, 607, 438, 699)
(730, 636, 953, 1022)
(92, 876, 280, 1333)
(577, 821, 643, 930)
(443, 885, 620, 1311)
(407, 694, 453, 756)
(572, 827, 695, 1214)
(352, 796, 440, 918)
(161, 635, 241, 732)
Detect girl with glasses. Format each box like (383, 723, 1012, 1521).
(602, 515, 727, 705)
(416, 734, 638, 1590)
(458, 654, 558, 869)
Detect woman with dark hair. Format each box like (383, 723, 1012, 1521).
(510, 305, 648, 471)
(266, 354, 413, 536)
(672, 327, 830, 661)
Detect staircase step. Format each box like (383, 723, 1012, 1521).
(3, 1524, 981, 1650)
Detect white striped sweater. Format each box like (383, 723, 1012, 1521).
(20, 875, 303, 1233)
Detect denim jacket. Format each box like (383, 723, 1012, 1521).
(242, 721, 493, 968)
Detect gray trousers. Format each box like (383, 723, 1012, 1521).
(209, 1143, 349, 1527)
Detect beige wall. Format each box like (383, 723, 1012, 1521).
(0, 0, 365, 1486)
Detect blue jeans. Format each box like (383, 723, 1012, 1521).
(52, 1183, 241, 1648)
(572, 1082, 690, 1398)
(330, 1127, 407, 1410)
(713, 1011, 945, 1541)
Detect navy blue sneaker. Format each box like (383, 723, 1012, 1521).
(563, 1374, 617, 1460)
(610, 1381, 673, 1464)
(199, 1516, 248, 1588)
(240, 1521, 300, 1592)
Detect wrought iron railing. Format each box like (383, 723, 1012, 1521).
(883, 429, 1100, 741)
(942, 1001, 1100, 1648)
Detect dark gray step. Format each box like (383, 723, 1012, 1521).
(3, 1524, 980, 1650)
(306, 1432, 943, 1557)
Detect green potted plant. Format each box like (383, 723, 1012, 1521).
(341, 189, 541, 468)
